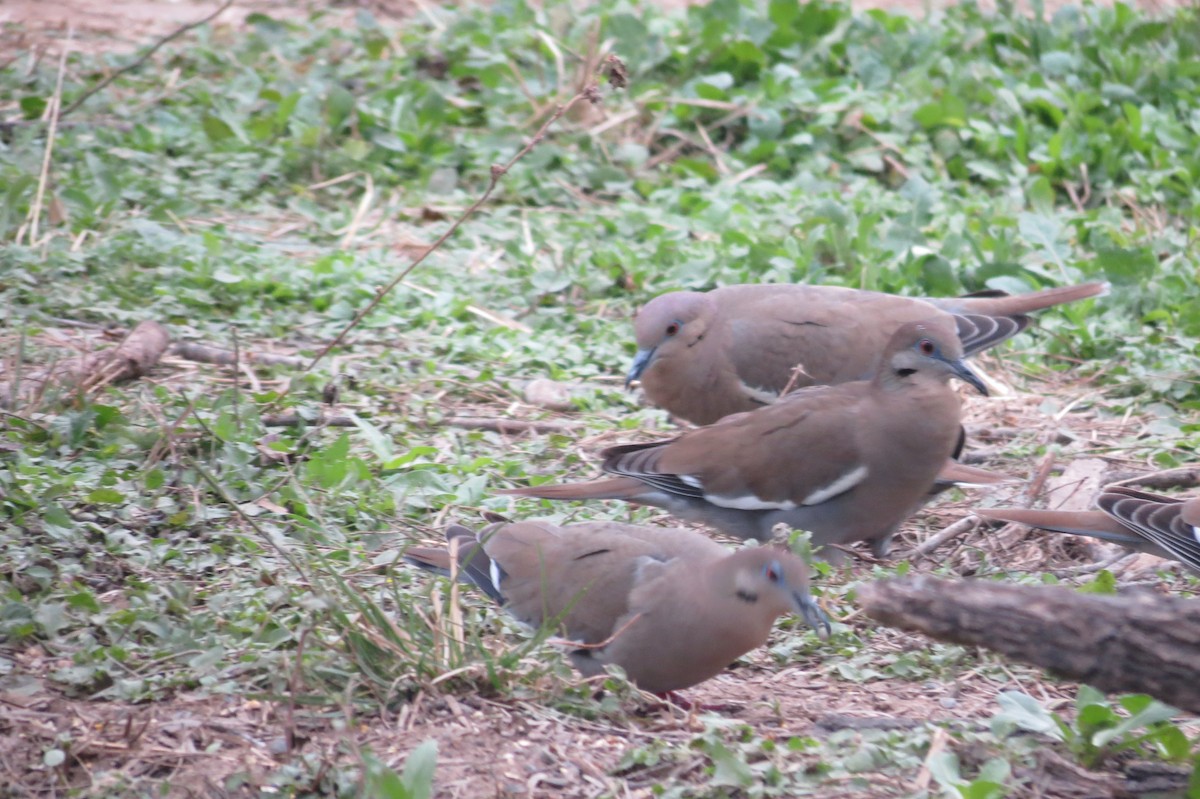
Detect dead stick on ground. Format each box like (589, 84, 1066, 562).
(444, 416, 577, 435)
(262, 413, 356, 428)
(1022, 450, 1058, 506)
(58, 0, 235, 119)
(909, 514, 980, 560)
(860, 575, 1200, 714)
(1111, 464, 1200, 492)
(171, 341, 307, 368)
(276, 57, 627, 404)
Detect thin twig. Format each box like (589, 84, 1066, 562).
(694, 122, 728, 175)
(262, 413, 356, 427)
(1054, 549, 1136, 577)
(1022, 451, 1058, 506)
(23, 40, 69, 246)
(909, 515, 981, 560)
(444, 416, 577, 435)
(7, 320, 24, 410)
(548, 612, 643, 651)
(401, 281, 532, 333)
(338, 173, 374, 250)
(778, 362, 812, 397)
(58, 0, 236, 119)
(231, 327, 241, 433)
(289, 85, 606, 383)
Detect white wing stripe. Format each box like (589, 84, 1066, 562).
(801, 466, 869, 506)
(737, 381, 781, 406)
(704, 493, 798, 511)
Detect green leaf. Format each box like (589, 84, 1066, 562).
(86, 488, 124, 504)
(992, 692, 1065, 741)
(707, 740, 754, 787)
(363, 753, 409, 799)
(401, 739, 438, 799)
(326, 86, 356, 130)
(351, 414, 394, 461)
(42, 504, 74, 531)
(926, 750, 963, 790)
(1092, 696, 1180, 748)
(1094, 247, 1156, 285)
(66, 589, 101, 613)
(913, 95, 968, 129)
(35, 602, 67, 637)
(1124, 21, 1168, 45)
(1077, 570, 1117, 594)
(202, 114, 235, 143)
(145, 469, 165, 490)
(20, 96, 47, 119)
(307, 433, 352, 489)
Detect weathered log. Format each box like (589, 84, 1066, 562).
(858, 576, 1200, 714)
(72, 320, 171, 392)
(4, 321, 169, 408)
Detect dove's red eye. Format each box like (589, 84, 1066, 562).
(665, 322, 680, 336)
(919, 339, 935, 355)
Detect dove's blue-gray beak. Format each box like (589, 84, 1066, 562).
(945, 357, 988, 396)
(625, 347, 656, 389)
(794, 591, 832, 639)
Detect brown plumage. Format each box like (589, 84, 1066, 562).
(502, 318, 987, 555)
(976, 485, 1200, 572)
(405, 520, 829, 694)
(627, 281, 1107, 425)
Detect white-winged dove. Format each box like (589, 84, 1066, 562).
(976, 485, 1200, 573)
(405, 520, 830, 695)
(501, 318, 986, 556)
(627, 281, 1107, 425)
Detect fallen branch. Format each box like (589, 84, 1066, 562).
(10, 320, 173, 407)
(171, 341, 307, 368)
(444, 416, 578, 435)
(262, 414, 356, 428)
(72, 321, 171, 393)
(859, 575, 1200, 714)
(908, 515, 980, 560)
(1111, 465, 1200, 492)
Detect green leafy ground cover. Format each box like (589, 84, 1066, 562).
(2, 0, 1200, 795)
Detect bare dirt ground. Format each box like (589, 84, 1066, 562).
(0, 1, 1194, 797)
